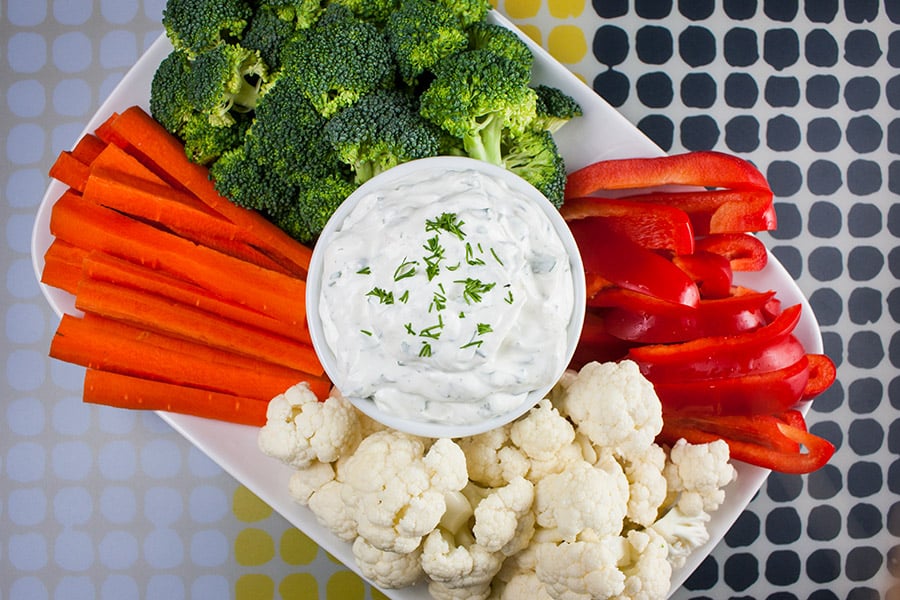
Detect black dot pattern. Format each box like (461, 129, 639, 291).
(504, 1, 897, 596)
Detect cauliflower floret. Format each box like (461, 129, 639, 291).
(557, 361, 663, 460)
(622, 443, 668, 527)
(421, 528, 504, 593)
(429, 579, 492, 600)
(511, 399, 585, 482)
(494, 570, 555, 600)
(458, 424, 530, 488)
(510, 399, 576, 461)
(472, 476, 535, 554)
(351, 536, 423, 588)
(649, 503, 711, 570)
(307, 479, 358, 542)
(608, 529, 672, 600)
(287, 460, 335, 505)
(664, 438, 736, 516)
(258, 383, 360, 469)
(534, 455, 628, 543)
(535, 539, 627, 600)
(340, 431, 468, 554)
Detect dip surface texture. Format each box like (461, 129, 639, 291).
(319, 166, 575, 425)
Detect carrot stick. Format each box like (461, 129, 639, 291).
(79, 312, 329, 398)
(71, 133, 107, 164)
(50, 191, 308, 325)
(105, 106, 313, 276)
(49, 151, 91, 192)
(41, 239, 89, 294)
(74, 278, 322, 376)
(52, 312, 310, 400)
(83, 368, 270, 426)
(83, 166, 244, 241)
(82, 251, 311, 344)
(182, 231, 293, 274)
(94, 111, 122, 145)
(90, 142, 168, 184)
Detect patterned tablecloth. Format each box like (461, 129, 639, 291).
(2, 0, 897, 598)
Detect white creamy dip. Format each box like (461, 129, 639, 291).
(318, 166, 575, 425)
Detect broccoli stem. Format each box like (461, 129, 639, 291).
(231, 78, 262, 111)
(463, 114, 504, 165)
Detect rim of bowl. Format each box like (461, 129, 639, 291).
(306, 156, 586, 438)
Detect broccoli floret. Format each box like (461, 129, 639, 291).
(150, 49, 195, 135)
(209, 144, 298, 215)
(275, 173, 358, 243)
(420, 49, 538, 165)
(533, 84, 583, 133)
(385, 0, 469, 85)
(280, 4, 395, 117)
(181, 112, 251, 165)
(325, 89, 442, 183)
(240, 5, 301, 71)
(466, 21, 533, 77)
(244, 73, 336, 184)
(502, 129, 567, 208)
(187, 43, 268, 127)
(161, 0, 253, 57)
(260, 0, 324, 27)
(331, 0, 399, 24)
(435, 0, 491, 27)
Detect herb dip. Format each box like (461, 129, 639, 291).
(318, 166, 575, 425)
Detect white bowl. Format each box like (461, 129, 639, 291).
(306, 156, 586, 439)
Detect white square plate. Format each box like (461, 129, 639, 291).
(31, 10, 822, 598)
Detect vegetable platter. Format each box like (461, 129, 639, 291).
(31, 9, 822, 599)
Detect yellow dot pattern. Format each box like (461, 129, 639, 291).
(235, 528, 276, 566)
(326, 570, 367, 599)
(278, 573, 319, 600)
(501, 0, 597, 82)
(226, 7, 596, 599)
(547, 24, 588, 65)
(280, 528, 318, 565)
(231, 485, 374, 600)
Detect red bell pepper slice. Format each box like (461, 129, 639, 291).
(619, 188, 776, 235)
(671, 251, 733, 299)
(602, 290, 776, 344)
(695, 233, 768, 272)
(569, 218, 701, 309)
(570, 309, 635, 370)
(658, 410, 835, 474)
(650, 353, 810, 416)
(627, 303, 802, 368)
(587, 286, 701, 317)
(801, 354, 837, 400)
(564, 151, 771, 199)
(560, 198, 695, 255)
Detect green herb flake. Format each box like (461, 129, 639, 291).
(455, 278, 496, 304)
(366, 287, 394, 304)
(490, 247, 503, 266)
(393, 258, 418, 281)
(465, 242, 485, 266)
(425, 212, 466, 240)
